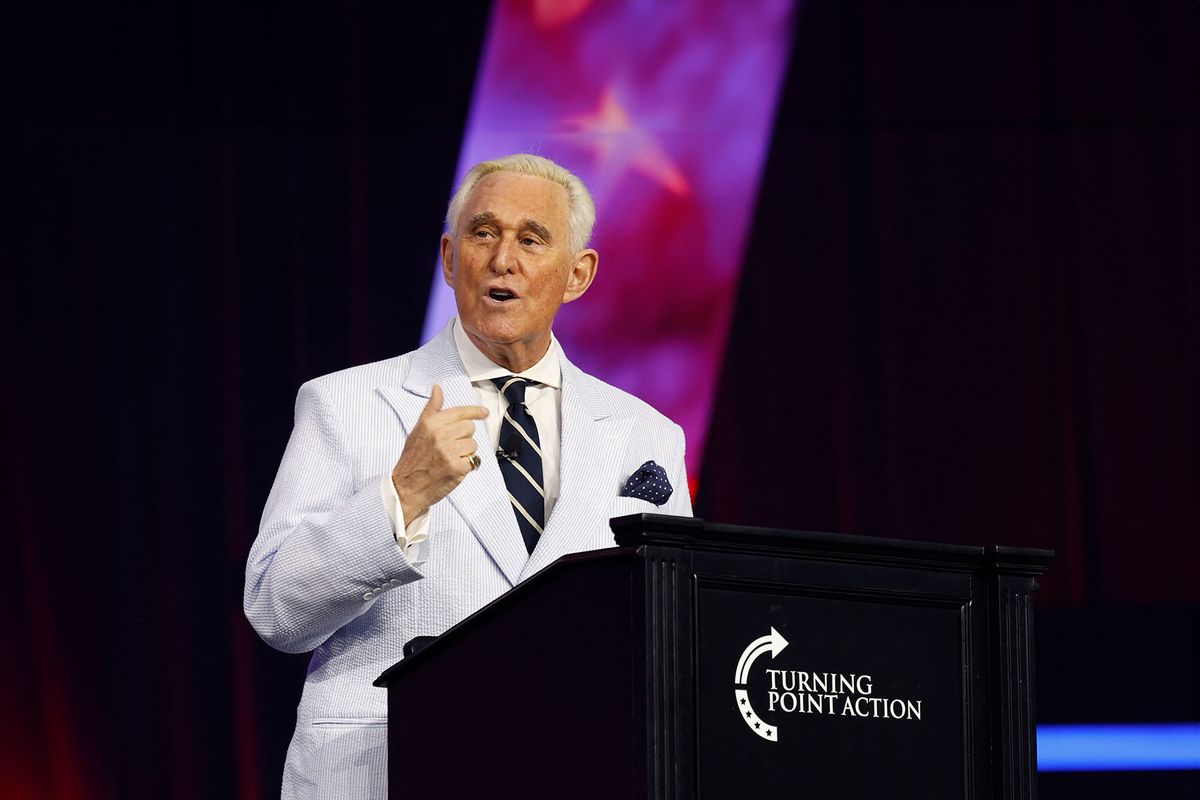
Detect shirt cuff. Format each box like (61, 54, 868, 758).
(380, 473, 429, 560)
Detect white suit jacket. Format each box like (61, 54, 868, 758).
(244, 322, 691, 799)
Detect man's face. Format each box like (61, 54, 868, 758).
(441, 171, 596, 366)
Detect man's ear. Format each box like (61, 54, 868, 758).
(440, 233, 455, 287)
(562, 249, 598, 304)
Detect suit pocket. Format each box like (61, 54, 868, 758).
(311, 717, 387, 728)
(312, 717, 388, 799)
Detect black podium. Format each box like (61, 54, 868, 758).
(375, 514, 1051, 799)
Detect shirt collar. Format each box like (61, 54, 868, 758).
(452, 317, 562, 389)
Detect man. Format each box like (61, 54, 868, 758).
(244, 154, 691, 799)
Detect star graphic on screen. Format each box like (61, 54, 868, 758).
(754, 722, 761, 730)
(562, 87, 690, 197)
(530, 0, 594, 29)
(740, 697, 747, 705)
(746, 710, 752, 718)
(767, 730, 773, 738)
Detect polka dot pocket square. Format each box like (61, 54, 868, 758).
(619, 460, 673, 506)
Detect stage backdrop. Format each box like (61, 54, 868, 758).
(2, 2, 1196, 799)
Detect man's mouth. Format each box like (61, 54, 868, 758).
(487, 288, 517, 302)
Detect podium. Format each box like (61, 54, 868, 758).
(375, 514, 1051, 799)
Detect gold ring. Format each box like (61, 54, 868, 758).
(467, 454, 482, 471)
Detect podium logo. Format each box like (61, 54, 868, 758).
(733, 627, 924, 742)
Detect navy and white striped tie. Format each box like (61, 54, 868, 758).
(493, 376, 544, 553)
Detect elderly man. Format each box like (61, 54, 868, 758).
(245, 153, 691, 798)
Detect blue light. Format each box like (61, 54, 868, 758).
(1038, 723, 1200, 771)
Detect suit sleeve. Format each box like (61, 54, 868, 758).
(244, 380, 424, 654)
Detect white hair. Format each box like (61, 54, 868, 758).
(445, 153, 596, 253)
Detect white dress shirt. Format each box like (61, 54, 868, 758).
(380, 317, 562, 559)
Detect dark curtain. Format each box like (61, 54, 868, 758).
(701, 0, 1198, 606)
(2, 2, 1197, 799)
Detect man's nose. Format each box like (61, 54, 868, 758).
(490, 236, 518, 272)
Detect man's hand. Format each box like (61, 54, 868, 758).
(391, 384, 489, 525)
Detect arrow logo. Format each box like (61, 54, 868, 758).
(733, 627, 789, 742)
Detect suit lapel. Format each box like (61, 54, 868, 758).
(376, 324, 527, 587)
(518, 353, 630, 581)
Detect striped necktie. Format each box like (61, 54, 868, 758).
(492, 376, 544, 553)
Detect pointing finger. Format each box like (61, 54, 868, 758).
(438, 404, 489, 421)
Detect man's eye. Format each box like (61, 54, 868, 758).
(521, 237, 539, 246)
(473, 229, 492, 238)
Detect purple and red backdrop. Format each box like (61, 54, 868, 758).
(2, 2, 1196, 799)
